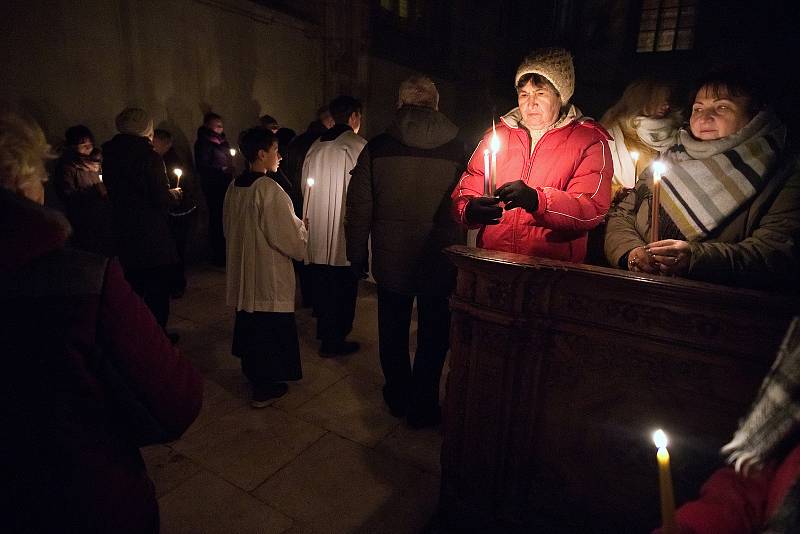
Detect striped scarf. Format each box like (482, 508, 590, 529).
(657, 111, 786, 241)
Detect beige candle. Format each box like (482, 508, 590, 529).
(650, 161, 666, 243)
(483, 149, 490, 196)
(653, 429, 676, 534)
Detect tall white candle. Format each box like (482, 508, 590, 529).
(490, 120, 499, 196)
(483, 149, 490, 196)
(303, 177, 315, 218)
(173, 168, 183, 188)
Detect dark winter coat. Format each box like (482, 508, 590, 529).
(194, 126, 234, 185)
(53, 149, 115, 256)
(284, 121, 327, 216)
(0, 188, 203, 533)
(346, 105, 466, 295)
(101, 134, 178, 270)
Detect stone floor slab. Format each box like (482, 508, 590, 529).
(253, 433, 438, 534)
(141, 444, 203, 499)
(173, 406, 326, 491)
(159, 470, 293, 534)
(291, 375, 400, 447)
(375, 423, 444, 476)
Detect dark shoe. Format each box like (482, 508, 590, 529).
(319, 340, 360, 358)
(382, 387, 407, 418)
(251, 383, 289, 408)
(407, 406, 442, 429)
(166, 331, 180, 345)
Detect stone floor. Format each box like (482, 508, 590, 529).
(143, 264, 445, 534)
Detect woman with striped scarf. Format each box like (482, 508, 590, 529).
(605, 71, 800, 290)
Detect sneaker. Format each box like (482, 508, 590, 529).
(251, 383, 289, 408)
(319, 340, 360, 358)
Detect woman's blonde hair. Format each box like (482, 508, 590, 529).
(0, 106, 53, 195)
(601, 78, 675, 129)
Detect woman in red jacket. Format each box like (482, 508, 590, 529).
(452, 47, 613, 262)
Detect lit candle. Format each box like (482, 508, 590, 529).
(650, 161, 666, 243)
(631, 151, 640, 186)
(303, 177, 315, 218)
(98, 173, 103, 182)
(653, 429, 676, 534)
(229, 148, 236, 157)
(173, 168, 183, 188)
(483, 149, 490, 196)
(490, 120, 500, 196)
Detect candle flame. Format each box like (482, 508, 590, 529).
(653, 429, 668, 449)
(490, 122, 500, 153)
(652, 161, 667, 177)
(307, 177, 315, 187)
(173, 168, 183, 178)
(229, 148, 236, 156)
(630, 150, 640, 162)
(98, 173, 103, 182)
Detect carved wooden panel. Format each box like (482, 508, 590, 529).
(439, 246, 798, 532)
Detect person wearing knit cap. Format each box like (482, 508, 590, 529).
(451, 47, 613, 263)
(102, 107, 181, 336)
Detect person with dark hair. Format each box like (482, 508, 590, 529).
(223, 127, 308, 406)
(302, 95, 366, 357)
(605, 70, 800, 290)
(258, 114, 279, 133)
(1, 107, 202, 534)
(53, 124, 115, 256)
(346, 75, 466, 426)
(194, 111, 234, 266)
(451, 48, 613, 262)
(154, 128, 197, 298)
(103, 108, 181, 334)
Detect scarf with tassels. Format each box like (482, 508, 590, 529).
(722, 316, 800, 475)
(656, 110, 786, 241)
(721, 316, 800, 533)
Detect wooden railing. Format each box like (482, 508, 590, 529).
(439, 245, 798, 532)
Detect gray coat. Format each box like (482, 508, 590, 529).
(345, 105, 466, 295)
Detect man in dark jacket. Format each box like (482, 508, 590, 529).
(346, 76, 465, 427)
(194, 112, 234, 266)
(103, 107, 180, 330)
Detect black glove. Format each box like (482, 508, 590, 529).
(495, 180, 539, 213)
(465, 196, 502, 225)
(350, 260, 368, 280)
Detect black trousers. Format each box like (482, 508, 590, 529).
(232, 311, 302, 386)
(202, 178, 230, 265)
(309, 264, 358, 343)
(125, 265, 173, 328)
(377, 287, 450, 414)
(168, 212, 196, 295)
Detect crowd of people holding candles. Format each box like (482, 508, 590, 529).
(1, 45, 799, 532)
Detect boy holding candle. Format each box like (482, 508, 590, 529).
(223, 127, 308, 405)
